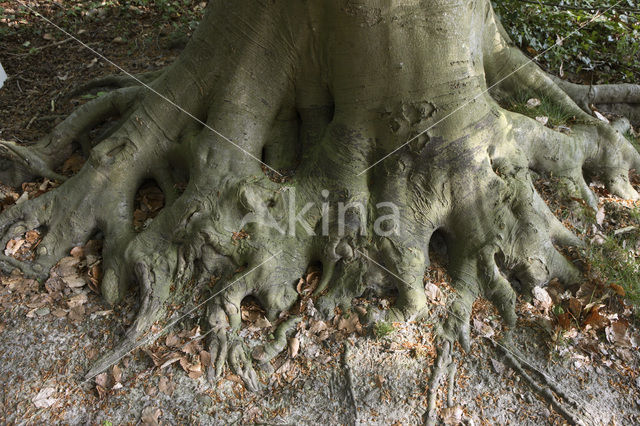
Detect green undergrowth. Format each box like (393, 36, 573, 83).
(373, 321, 395, 339)
(582, 204, 640, 310)
(584, 235, 640, 308)
(1, 0, 203, 42)
(626, 131, 640, 151)
(501, 91, 578, 127)
(494, 0, 640, 83)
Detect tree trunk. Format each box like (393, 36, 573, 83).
(1, 0, 640, 421)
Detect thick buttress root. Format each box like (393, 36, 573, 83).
(2, 0, 640, 395)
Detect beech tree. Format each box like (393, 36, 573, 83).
(2, 0, 640, 421)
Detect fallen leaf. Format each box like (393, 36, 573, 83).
(596, 206, 606, 225)
(32, 387, 57, 408)
(141, 407, 161, 426)
(535, 116, 549, 125)
(63, 275, 86, 288)
(337, 314, 362, 334)
(25, 230, 40, 244)
(68, 305, 85, 321)
(61, 154, 85, 174)
(583, 306, 607, 330)
(424, 282, 444, 305)
(568, 298, 582, 317)
(67, 292, 88, 308)
(557, 312, 572, 329)
(308, 320, 327, 334)
(533, 287, 552, 313)
(165, 334, 181, 347)
(112, 364, 122, 383)
(200, 350, 211, 368)
(473, 318, 494, 338)
(490, 358, 505, 375)
(5, 239, 24, 256)
(606, 321, 630, 347)
(526, 98, 541, 109)
(70, 246, 84, 258)
(442, 405, 464, 425)
(593, 110, 610, 123)
(610, 284, 625, 297)
(288, 337, 300, 358)
(158, 376, 174, 395)
(95, 373, 109, 388)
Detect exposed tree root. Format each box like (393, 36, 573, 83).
(550, 76, 640, 126)
(69, 69, 165, 97)
(424, 340, 454, 426)
(488, 337, 590, 426)
(2, 0, 640, 399)
(0, 85, 143, 186)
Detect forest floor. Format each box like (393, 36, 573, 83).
(1, 1, 640, 425)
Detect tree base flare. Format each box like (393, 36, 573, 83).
(1, 1, 640, 421)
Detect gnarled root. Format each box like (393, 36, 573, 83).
(3, 0, 640, 396)
(0, 85, 143, 186)
(550, 76, 640, 126)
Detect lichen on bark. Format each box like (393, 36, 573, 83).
(1, 0, 640, 420)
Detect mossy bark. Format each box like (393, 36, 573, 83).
(1, 0, 639, 404)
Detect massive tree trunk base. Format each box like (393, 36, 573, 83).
(2, 1, 640, 424)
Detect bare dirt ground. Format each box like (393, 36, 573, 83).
(2, 2, 640, 425)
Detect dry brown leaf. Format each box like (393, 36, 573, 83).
(158, 376, 174, 395)
(200, 350, 211, 368)
(5, 239, 24, 256)
(606, 321, 630, 347)
(159, 352, 183, 369)
(32, 387, 57, 408)
(424, 282, 444, 305)
(95, 372, 111, 389)
(253, 317, 271, 329)
(182, 339, 202, 355)
(568, 298, 582, 317)
(24, 230, 40, 244)
(112, 364, 122, 383)
(165, 334, 181, 347)
(442, 405, 464, 425)
(610, 284, 625, 297)
(337, 314, 362, 334)
(62, 154, 85, 174)
(70, 246, 84, 258)
(179, 356, 191, 372)
(140, 407, 161, 426)
(68, 305, 85, 321)
(63, 275, 86, 288)
(583, 306, 607, 330)
(288, 337, 300, 358)
(533, 287, 552, 313)
(67, 293, 88, 308)
(557, 313, 572, 330)
(52, 308, 67, 318)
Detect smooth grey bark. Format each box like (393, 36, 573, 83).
(1, 0, 639, 421)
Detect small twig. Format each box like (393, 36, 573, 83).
(25, 114, 39, 129)
(15, 37, 74, 57)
